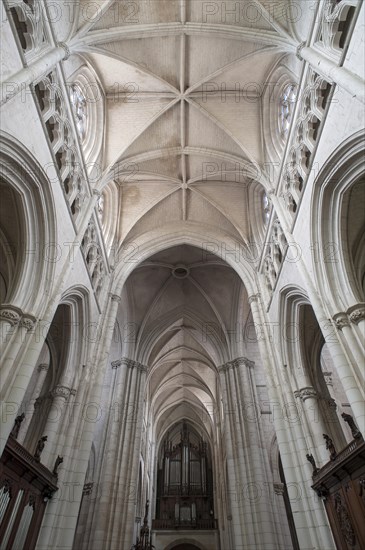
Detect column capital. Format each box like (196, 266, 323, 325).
(248, 294, 260, 305)
(233, 357, 255, 369)
(0, 305, 23, 326)
(50, 385, 72, 400)
(333, 311, 350, 330)
(294, 386, 318, 401)
(120, 357, 147, 372)
(347, 303, 365, 325)
(218, 357, 255, 372)
(20, 314, 36, 331)
(111, 360, 122, 369)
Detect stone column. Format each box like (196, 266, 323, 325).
(34, 292, 121, 550)
(0, 313, 36, 395)
(120, 361, 146, 550)
(294, 386, 329, 465)
(348, 304, 365, 344)
(40, 385, 74, 469)
(91, 358, 128, 549)
(249, 294, 336, 550)
(219, 357, 282, 550)
(0, 305, 21, 355)
(298, 45, 365, 104)
(18, 362, 49, 445)
(333, 307, 365, 385)
(218, 361, 244, 548)
(270, 195, 365, 437)
(92, 358, 147, 550)
(1, 43, 71, 106)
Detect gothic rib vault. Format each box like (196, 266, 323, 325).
(65, 0, 306, 253)
(1, 1, 365, 550)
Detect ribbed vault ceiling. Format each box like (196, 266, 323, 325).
(118, 244, 249, 435)
(64, 0, 304, 249)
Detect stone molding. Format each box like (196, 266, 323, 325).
(109, 293, 122, 303)
(50, 385, 72, 400)
(294, 386, 317, 401)
(218, 357, 255, 373)
(111, 360, 122, 369)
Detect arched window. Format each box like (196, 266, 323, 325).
(70, 84, 87, 141)
(279, 84, 297, 137)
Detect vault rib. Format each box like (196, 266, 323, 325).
(179, 18, 187, 220)
(72, 0, 117, 41)
(188, 273, 230, 350)
(250, 0, 294, 40)
(74, 22, 297, 49)
(106, 147, 268, 189)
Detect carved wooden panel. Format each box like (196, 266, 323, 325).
(0, 437, 58, 550)
(312, 437, 365, 550)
